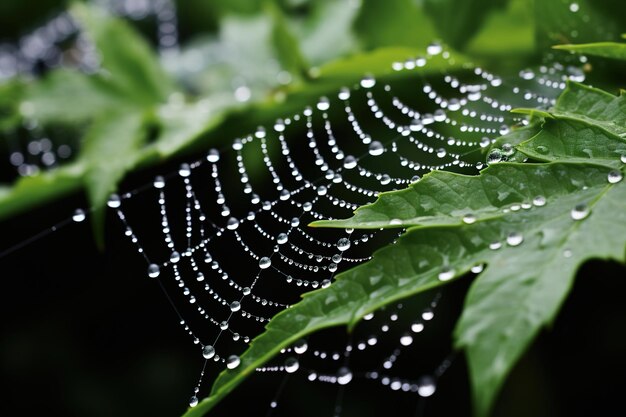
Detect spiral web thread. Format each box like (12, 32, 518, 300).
(106, 48, 581, 413)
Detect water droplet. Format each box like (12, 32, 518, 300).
(426, 42, 442, 55)
(535, 145, 549, 155)
(470, 264, 484, 274)
(337, 238, 351, 251)
(337, 367, 353, 385)
(400, 333, 413, 346)
(608, 170, 623, 184)
(284, 357, 299, 373)
(289, 340, 307, 355)
(277, 233, 288, 244)
(438, 267, 455, 281)
(563, 249, 573, 258)
(72, 209, 86, 222)
(506, 232, 524, 247)
(487, 149, 504, 164)
(202, 345, 215, 359)
(489, 241, 502, 250)
(343, 155, 357, 169)
(206, 149, 220, 163)
(153, 176, 165, 189)
(533, 195, 546, 207)
(519, 69, 535, 80)
(338, 88, 350, 100)
(368, 141, 384, 156)
(147, 264, 160, 278)
(411, 322, 424, 333)
(569, 2, 579, 12)
(417, 376, 436, 397)
(462, 214, 476, 224)
(571, 203, 589, 220)
(501, 143, 514, 156)
(317, 97, 330, 111)
(259, 257, 271, 269)
(242, 286, 251, 295)
(226, 355, 240, 369)
(620, 155, 626, 164)
(189, 396, 199, 407)
(179, 163, 191, 177)
(230, 301, 241, 312)
(107, 194, 121, 208)
(226, 217, 239, 230)
(170, 251, 181, 263)
(360, 75, 376, 89)
(480, 137, 491, 148)
(422, 308, 434, 321)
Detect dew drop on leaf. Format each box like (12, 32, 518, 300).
(438, 267, 455, 281)
(226, 355, 240, 369)
(462, 214, 476, 224)
(506, 232, 524, 247)
(571, 203, 590, 220)
(189, 396, 198, 407)
(533, 195, 547, 207)
(607, 170, 623, 184)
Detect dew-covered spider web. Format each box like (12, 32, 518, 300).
(95, 48, 584, 415)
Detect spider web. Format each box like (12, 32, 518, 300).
(105, 49, 579, 414)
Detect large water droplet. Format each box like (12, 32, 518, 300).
(107, 194, 121, 208)
(284, 357, 299, 373)
(294, 339, 308, 354)
(471, 264, 484, 274)
(569, 2, 579, 12)
(400, 333, 413, 346)
(226, 355, 240, 369)
(277, 233, 288, 245)
(170, 251, 180, 263)
(179, 163, 191, 177)
(426, 42, 442, 55)
(337, 238, 351, 252)
(72, 209, 86, 223)
(608, 170, 623, 184)
(417, 376, 436, 397)
(462, 214, 476, 224)
(360, 75, 376, 89)
(338, 87, 350, 100)
(147, 264, 160, 278)
(620, 155, 626, 164)
(230, 301, 241, 312)
(226, 217, 239, 230)
(571, 203, 589, 220)
(487, 149, 504, 164)
(259, 257, 271, 269)
(343, 155, 357, 169)
(189, 396, 199, 407)
(202, 345, 215, 359)
(533, 195, 546, 207)
(317, 96, 330, 111)
(337, 367, 353, 385)
(438, 267, 455, 281)
(206, 148, 220, 163)
(153, 176, 165, 189)
(506, 232, 523, 247)
(368, 141, 384, 156)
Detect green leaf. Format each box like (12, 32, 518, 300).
(80, 111, 147, 245)
(554, 42, 626, 61)
(186, 160, 626, 417)
(71, 3, 175, 104)
(517, 83, 626, 165)
(354, 0, 437, 50)
(182, 81, 626, 417)
(22, 69, 124, 125)
(424, 0, 509, 50)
